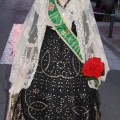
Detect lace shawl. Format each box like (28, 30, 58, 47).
(74, 0, 110, 88)
(9, 0, 110, 94)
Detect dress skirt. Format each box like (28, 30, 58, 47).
(11, 25, 101, 120)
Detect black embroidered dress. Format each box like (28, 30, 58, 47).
(11, 2, 100, 120)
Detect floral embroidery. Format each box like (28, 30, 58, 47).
(48, 2, 55, 11)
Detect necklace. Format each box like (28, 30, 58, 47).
(56, 0, 71, 9)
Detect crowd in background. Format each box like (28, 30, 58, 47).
(91, 0, 119, 21)
(92, 0, 118, 13)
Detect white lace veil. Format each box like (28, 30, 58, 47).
(9, 0, 110, 94)
(9, 0, 47, 94)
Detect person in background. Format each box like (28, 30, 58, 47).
(96, 0, 101, 9)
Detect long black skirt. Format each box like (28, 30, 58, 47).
(12, 26, 101, 120)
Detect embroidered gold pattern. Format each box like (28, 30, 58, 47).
(9, 26, 100, 120)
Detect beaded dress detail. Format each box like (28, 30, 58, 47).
(11, 24, 100, 120)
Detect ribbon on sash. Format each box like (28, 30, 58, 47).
(48, 0, 83, 62)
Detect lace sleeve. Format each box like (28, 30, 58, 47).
(83, 0, 110, 79)
(75, 0, 110, 88)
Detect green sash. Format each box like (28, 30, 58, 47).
(48, 0, 83, 62)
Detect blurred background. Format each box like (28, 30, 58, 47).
(91, 0, 120, 21)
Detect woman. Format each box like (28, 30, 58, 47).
(6, 0, 109, 119)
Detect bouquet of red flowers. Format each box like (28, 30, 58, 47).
(81, 57, 104, 89)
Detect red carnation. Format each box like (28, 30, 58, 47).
(81, 57, 104, 79)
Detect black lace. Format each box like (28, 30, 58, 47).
(56, 0, 71, 9)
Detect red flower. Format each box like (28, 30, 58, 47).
(81, 57, 104, 79)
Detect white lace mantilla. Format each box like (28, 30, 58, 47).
(9, 0, 110, 94)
